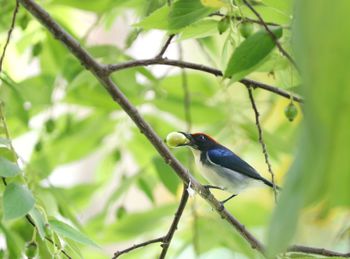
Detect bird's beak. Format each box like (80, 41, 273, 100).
(177, 132, 194, 147)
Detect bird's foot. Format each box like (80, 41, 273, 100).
(220, 194, 237, 205)
(203, 185, 224, 191)
(218, 202, 225, 212)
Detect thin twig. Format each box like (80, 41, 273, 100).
(155, 34, 175, 59)
(209, 12, 288, 28)
(178, 43, 192, 131)
(25, 215, 72, 259)
(159, 184, 189, 259)
(112, 237, 164, 259)
(0, 105, 9, 186)
(106, 58, 303, 103)
(288, 245, 350, 258)
(113, 184, 190, 259)
(179, 42, 199, 255)
(82, 14, 102, 43)
(17, 1, 350, 258)
(247, 87, 277, 202)
(242, 0, 298, 69)
(0, 103, 18, 162)
(0, 1, 19, 73)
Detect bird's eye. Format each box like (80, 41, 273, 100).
(199, 135, 206, 141)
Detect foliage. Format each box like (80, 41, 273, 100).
(0, 0, 348, 258)
(267, 0, 350, 256)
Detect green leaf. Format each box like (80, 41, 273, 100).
(0, 157, 21, 177)
(169, 0, 214, 30)
(49, 219, 99, 248)
(241, 3, 291, 24)
(50, 0, 113, 13)
(99, 204, 177, 242)
(64, 240, 84, 259)
(262, 0, 293, 15)
(180, 19, 218, 40)
(103, 172, 142, 213)
(40, 32, 69, 75)
(29, 208, 46, 240)
(135, 5, 170, 30)
(16, 75, 55, 112)
(153, 73, 225, 124)
(153, 156, 180, 195)
(30, 113, 115, 176)
(0, 147, 16, 162)
(95, 150, 120, 184)
(0, 222, 23, 258)
(267, 1, 350, 256)
(224, 27, 283, 81)
(49, 188, 83, 229)
(193, 216, 258, 257)
(137, 176, 155, 203)
(0, 75, 30, 133)
(3, 183, 35, 220)
(66, 70, 117, 111)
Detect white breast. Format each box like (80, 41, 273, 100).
(191, 149, 254, 193)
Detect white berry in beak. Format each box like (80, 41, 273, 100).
(165, 131, 190, 148)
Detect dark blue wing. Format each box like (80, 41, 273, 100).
(205, 147, 265, 181)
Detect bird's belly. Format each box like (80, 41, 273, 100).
(194, 154, 252, 193)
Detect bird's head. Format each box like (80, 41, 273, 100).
(178, 132, 219, 151)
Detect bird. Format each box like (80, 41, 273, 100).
(176, 132, 280, 204)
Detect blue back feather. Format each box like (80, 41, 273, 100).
(205, 147, 265, 181)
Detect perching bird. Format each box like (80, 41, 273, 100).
(176, 132, 280, 203)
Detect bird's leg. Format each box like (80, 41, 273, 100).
(220, 194, 237, 205)
(203, 185, 224, 191)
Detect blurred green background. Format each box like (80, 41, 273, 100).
(0, 0, 349, 258)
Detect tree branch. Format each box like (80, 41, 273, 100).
(112, 237, 164, 259)
(106, 58, 303, 103)
(209, 12, 288, 28)
(155, 34, 175, 59)
(288, 245, 350, 258)
(242, 0, 298, 70)
(159, 184, 189, 258)
(113, 184, 189, 258)
(247, 87, 277, 201)
(18, 0, 349, 258)
(18, 0, 264, 254)
(0, 1, 19, 73)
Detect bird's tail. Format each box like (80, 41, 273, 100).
(261, 177, 282, 190)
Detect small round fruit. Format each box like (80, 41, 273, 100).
(34, 140, 43, 152)
(32, 43, 43, 57)
(116, 206, 127, 219)
(25, 242, 38, 258)
(217, 17, 230, 34)
(45, 119, 55, 133)
(284, 102, 298, 122)
(239, 22, 254, 38)
(166, 132, 189, 148)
